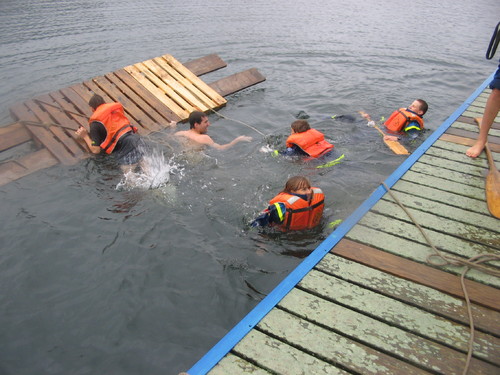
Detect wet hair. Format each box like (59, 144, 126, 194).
(283, 176, 312, 193)
(416, 99, 428, 115)
(291, 120, 311, 133)
(189, 111, 207, 129)
(89, 94, 105, 111)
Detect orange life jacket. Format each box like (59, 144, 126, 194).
(89, 103, 136, 154)
(269, 187, 324, 231)
(384, 108, 424, 133)
(286, 129, 334, 158)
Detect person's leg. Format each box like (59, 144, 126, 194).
(466, 88, 500, 157)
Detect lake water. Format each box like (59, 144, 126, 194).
(0, 1, 499, 374)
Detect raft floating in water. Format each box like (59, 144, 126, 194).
(0, 53, 266, 186)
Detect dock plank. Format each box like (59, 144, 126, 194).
(209, 354, 272, 375)
(278, 289, 498, 374)
(296, 270, 500, 365)
(231, 330, 349, 375)
(440, 133, 500, 153)
(347, 223, 500, 288)
(318, 251, 500, 336)
(259, 308, 430, 375)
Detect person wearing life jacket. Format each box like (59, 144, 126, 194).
(251, 176, 325, 231)
(384, 99, 428, 140)
(283, 120, 334, 157)
(75, 94, 144, 173)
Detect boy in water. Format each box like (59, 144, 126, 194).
(251, 176, 325, 231)
(282, 120, 334, 157)
(382, 99, 428, 141)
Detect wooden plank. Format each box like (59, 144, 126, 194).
(208, 68, 266, 97)
(124, 64, 190, 119)
(162, 54, 226, 107)
(258, 308, 431, 375)
(9, 102, 75, 165)
(296, 269, 500, 365)
(278, 289, 499, 374)
(417, 154, 489, 178)
(147, 58, 212, 110)
(208, 353, 272, 375)
(395, 177, 489, 215)
(347, 221, 500, 288)
(446, 127, 500, 146)
(152, 57, 216, 109)
(91, 74, 161, 132)
(103, 72, 170, 127)
(401, 170, 487, 200)
(0, 149, 59, 186)
(232, 330, 349, 375)
(49, 91, 89, 128)
(23, 99, 83, 161)
(0, 122, 32, 151)
(113, 68, 181, 122)
(440, 133, 500, 153)
(317, 252, 500, 336)
(183, 54, 227, 77)
(58, 85, 95, 123)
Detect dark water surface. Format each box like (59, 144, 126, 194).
(1, 1, 499, 374)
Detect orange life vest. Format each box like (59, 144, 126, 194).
(269, 187, 324, 231)
(286, 129, 334, 158)
(89, 103, 136, 154)
(384, 108, 424, 133)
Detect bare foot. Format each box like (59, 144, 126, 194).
(465, 142, 485, 158)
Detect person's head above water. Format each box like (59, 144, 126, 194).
(290, 119, 311, 134)
(188, 111, 210, 131)
(408, 99, 428, 116)
(283, 175, 312, 195)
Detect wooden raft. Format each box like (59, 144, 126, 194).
(0, 53, 265, 186)
(189, 87, 500, 374)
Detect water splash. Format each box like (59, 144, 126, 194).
(116, 146, 178, 191)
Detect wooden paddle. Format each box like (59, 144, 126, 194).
(474, 117, 500, 218)
(358, 111, 410, 155)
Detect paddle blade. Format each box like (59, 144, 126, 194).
(383, 139, 410, 155)
(485, 165, 500, 219)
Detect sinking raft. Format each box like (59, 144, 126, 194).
(0, 53, 265, 186)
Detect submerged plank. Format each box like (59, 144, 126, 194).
(183, 54, 227, 76)
(209, 68, 266, 97)
(0, 122, 32, 151)
(0, 148, 58, 186)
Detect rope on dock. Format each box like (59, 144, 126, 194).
(381, 181, 500, 375)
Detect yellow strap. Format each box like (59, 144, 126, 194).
(273, 202, 284, 222)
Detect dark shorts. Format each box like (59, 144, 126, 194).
(113, 133, 145, 165)
(489, 60, 500, 90)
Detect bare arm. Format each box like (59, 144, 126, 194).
(210, 135, 253, 150)
(75, 126, 101, 154)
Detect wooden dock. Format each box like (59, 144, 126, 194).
(0, 53, 265, 186)
(187, 78, 500, 374)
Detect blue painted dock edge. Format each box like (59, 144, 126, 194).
(187, 72, 495, 375)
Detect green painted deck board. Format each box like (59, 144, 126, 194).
(209, 354, 272, 375)
(346, 225, 500, 287)
(231, 330, 350, 375)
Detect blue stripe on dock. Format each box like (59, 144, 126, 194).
(187, 72, 495, 375)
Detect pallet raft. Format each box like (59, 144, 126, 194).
(0, 53, 265, 186)
(188, 86, 500, 374)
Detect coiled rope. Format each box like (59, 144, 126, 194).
(381, 182, 500, 375)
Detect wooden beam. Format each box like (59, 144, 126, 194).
(209, 68, 266, 97)
(332, 238, 500, 311)
(183, 54, 227, 76)
(0, 122, 32, 151)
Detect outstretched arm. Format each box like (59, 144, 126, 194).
(210, 135, 253, 150)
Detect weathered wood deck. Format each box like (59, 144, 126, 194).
(188, 78, 500, 374)
(0, 53, 265, 186)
